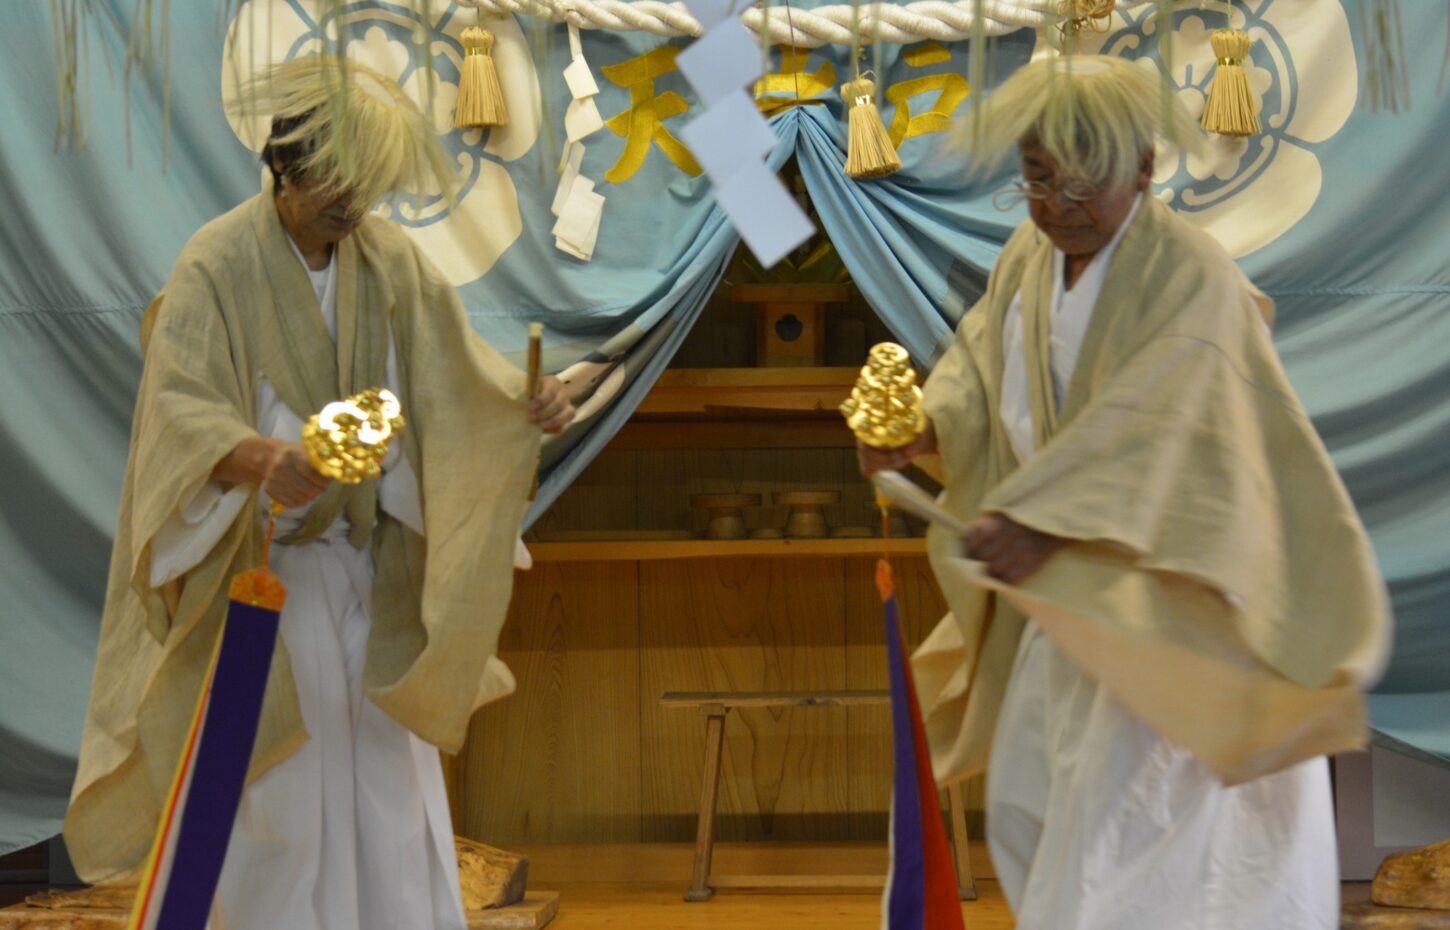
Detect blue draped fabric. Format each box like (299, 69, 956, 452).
(791, 102, 1016, 364)
(1, 0, 1447, 856)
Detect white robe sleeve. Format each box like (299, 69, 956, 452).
(149, 479, 252, 586)
(999, 291, 1036, 465)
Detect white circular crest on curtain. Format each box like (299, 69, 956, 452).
(221, 0, 542, 284)
(1077, 0, 1356, 259)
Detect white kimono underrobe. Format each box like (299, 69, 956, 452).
(987, 196, 1339, 930)
(151, 242, 486, 930)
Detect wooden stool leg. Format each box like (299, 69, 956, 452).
(946, 782, 977, 901)
(686, 709, 728, 902)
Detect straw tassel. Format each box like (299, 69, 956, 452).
(1201, 28, 1260, 136)
(841, 77, 901, 179)
(455, 25, 509, 129)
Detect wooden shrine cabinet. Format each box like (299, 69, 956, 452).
(443, 279, 987, 884)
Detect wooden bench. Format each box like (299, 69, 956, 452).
(661, 690, 977, 902)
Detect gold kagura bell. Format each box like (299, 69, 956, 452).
(301, 387, 406, 484)
(840, 343, 925, 449)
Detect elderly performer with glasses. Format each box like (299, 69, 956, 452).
(64, 56, 573, 930)
(859, 56, 1390, 930)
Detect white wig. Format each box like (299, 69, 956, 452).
(959, 55, 1202, 189)
(234, 55, 454, 208)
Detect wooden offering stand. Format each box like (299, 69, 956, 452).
(775, 491, 839, 539)
(690, 493, 761, 540)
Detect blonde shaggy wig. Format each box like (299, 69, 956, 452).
(960, 54, 1203, 190)
(232, 55, 455, 209)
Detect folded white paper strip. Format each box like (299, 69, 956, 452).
(871, 470, 975, 537)
(672, 0, 813, 268)
(552, 23, 607, 260)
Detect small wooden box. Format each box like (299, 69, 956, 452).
(731, 285, 850, 368)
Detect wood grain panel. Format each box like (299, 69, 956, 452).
(610, 420, 857, 450)
(461, 561, 642, 845)
(527, 538, 926, 562)
(442, 751, 466, 833)
(529, 448, 638, 535)
(639, 558, 851, 842)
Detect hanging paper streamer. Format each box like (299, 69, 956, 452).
(125, 388, 404, 930)
(552, 23, 607, 260)
(673, 0, 814, 268)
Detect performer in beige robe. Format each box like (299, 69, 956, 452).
(859, 56, 1392, 929)
(63, 57, 574, 930)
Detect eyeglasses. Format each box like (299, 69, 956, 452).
(992, 176, 1102, 211)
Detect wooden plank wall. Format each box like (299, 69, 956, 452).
(453, 446, 982, 847)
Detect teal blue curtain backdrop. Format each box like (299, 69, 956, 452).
(1, 0, 1447, 855)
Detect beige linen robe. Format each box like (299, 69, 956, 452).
(64, 185, 539, 882)
(911, 195, 1393, 788)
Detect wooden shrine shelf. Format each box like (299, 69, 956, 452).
(525, 537, 927, 562)
(632, 367, 858, 420)
(609, 366, 861, 449)
(609, 419, 856, 450)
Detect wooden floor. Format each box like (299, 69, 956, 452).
(0, 840, 1379, 930)
(535, 882, 1390, 929)
(0, 883, 1011, 929)
(544, 882, 1014, 929)
(511, 841, 1013, 928)
(0, 880, 1392, 929)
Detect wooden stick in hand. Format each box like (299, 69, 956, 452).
(526, 322, 543, 501)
